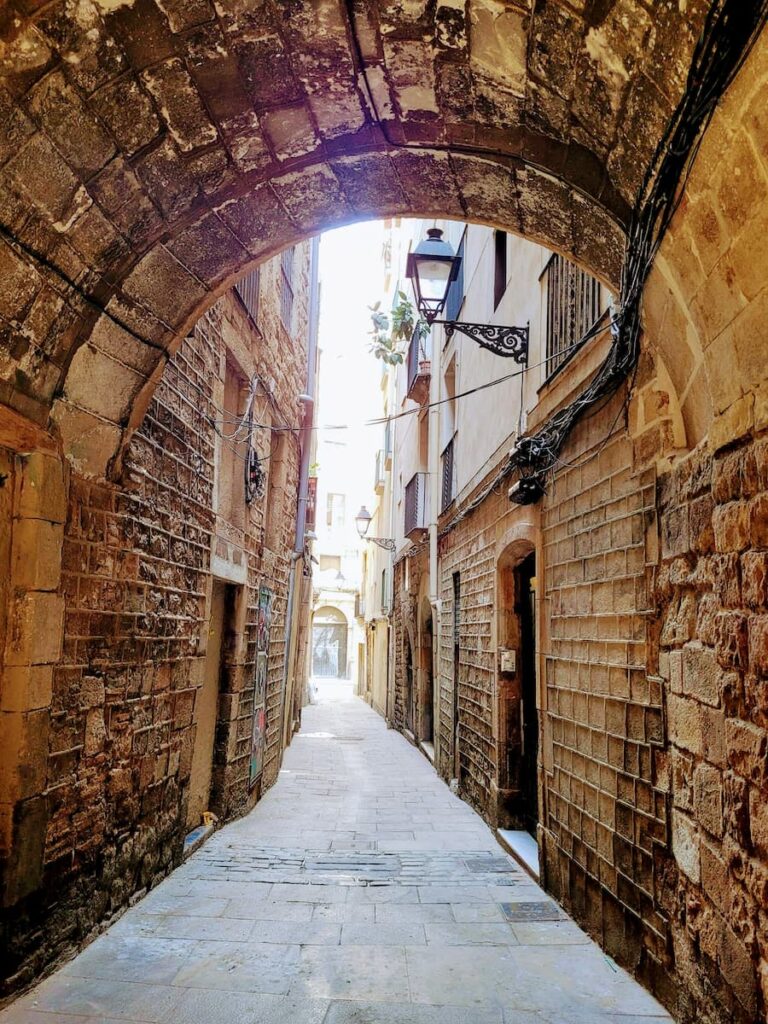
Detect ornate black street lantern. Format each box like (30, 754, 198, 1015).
(354, 505, 396, 552)
(405, 228, 529, 363)
(405, 228, 461, 325)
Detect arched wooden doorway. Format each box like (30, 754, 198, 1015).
(497, 542, 538, 835)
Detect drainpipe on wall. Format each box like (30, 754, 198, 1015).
(385, 367, 398, 729)
(281, 235, 321, 751)
(281, 554, 301, 745)
(295, 235, 321, 559)
(428, 322, 441, 769)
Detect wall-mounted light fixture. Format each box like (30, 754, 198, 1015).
(354, 505, 396, 552)
(405, 229, 529, 363)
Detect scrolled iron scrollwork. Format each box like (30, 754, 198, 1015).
(442, 321, 529, 363)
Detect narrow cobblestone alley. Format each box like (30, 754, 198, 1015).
(3, 686, 670, 1024)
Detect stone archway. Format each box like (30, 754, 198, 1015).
(1, 4, 768, 1022)
(0, 4, 761, 479)
(0, 0, 720, 480)
(311, 604, 349, 679)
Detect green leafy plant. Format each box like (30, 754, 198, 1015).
(368, 292, 429, 365)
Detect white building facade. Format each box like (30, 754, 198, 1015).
(363, 217, 613, 847)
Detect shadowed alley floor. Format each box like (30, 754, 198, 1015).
(3, 685, 672, 1024)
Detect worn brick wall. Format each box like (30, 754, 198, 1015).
(654, 436, 768, 1024)
(390, 375, 768, 1022)
(1, 248, 311, 996)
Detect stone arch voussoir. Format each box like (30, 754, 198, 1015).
(46, 149, 628, 480)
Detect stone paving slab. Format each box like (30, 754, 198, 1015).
(1, 684, 672, 1024)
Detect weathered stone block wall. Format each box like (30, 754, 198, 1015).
(654, 436, 768, 1024)
(536, 391, 671, 998)
(0, 436, 67, 924)
(391, 388, 676, 1009)
(1, 253, 310, 996)
(436, 494, 505, 814)
(390, 553, 424, 735)
(396, 370, 768, 1022)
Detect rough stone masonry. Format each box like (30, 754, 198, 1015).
(0, 3, 767, 1024)
(1, 246, 314, 995)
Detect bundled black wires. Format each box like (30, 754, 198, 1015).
(508, 0, 768, 499)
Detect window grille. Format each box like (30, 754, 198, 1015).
(441, 437, 455, 512)
(544, 254, 601, 378)
(280, 246, 295, 332)
(404, 472, 427, 536)
(234, 268, 260, 326)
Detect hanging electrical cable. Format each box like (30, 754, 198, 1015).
(343, 0, 768, 508)
(504, 0, 768, 503)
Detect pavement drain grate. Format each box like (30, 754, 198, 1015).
(500, 901, 563, 921)
(464, 857, 515, 873)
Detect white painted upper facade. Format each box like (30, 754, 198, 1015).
(387, 217, 613, 550)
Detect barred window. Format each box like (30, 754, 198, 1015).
(441, 437, 454, 512)
(543, 253, 602, 378)
(280, 246, 295, 332)
(234, 267, 260, 326)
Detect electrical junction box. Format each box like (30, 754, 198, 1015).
(500, 649, 516, 674)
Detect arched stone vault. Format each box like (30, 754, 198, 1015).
(54, 154, 629, 478)
(1, 4, 768, 1018)
(0, 0, 715, 476)
(642, 30, 768, 456)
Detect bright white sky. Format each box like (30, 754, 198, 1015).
(315, 220, 389, 511)
(317, 219, 387, 431)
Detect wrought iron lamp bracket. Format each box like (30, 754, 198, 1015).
(368, 537, 396, 552)
(436, 320, 529, 363)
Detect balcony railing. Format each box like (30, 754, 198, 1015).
(441, 437, 455, 513)
(374, 449, 386, 493)
(404, 472, 428, 538)
(406, 331, 430, 404)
